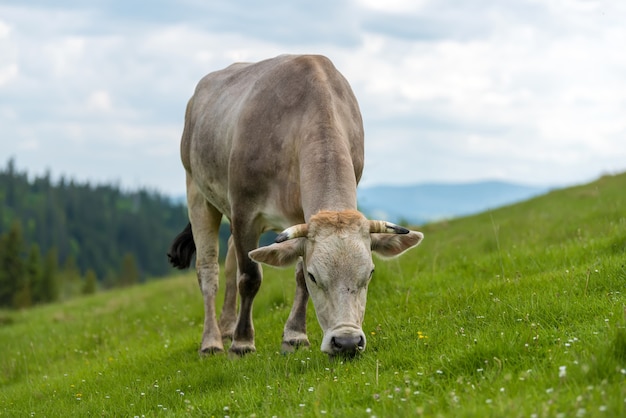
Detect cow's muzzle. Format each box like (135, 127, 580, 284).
(331, 334, 365, 353)
(323, 327, 366, 357)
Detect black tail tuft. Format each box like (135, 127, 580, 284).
(167, 223, 196, 269)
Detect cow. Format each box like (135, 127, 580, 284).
(167, 54, 424, 357)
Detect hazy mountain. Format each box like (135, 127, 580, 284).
(358, 181, 552, 225)
(172, 181, 553, 226)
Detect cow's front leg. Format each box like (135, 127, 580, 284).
(282, 260, 310, 352)
(230, 257, 262, 355)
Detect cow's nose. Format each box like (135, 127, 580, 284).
(330, 334, 365, 354)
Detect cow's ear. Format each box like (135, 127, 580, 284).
(249, 238, 305, 267)
(371, 231, 424, 258)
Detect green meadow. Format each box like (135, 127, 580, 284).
(1, 173, 625, 417)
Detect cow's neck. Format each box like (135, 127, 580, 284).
(299, 138, 358, 221)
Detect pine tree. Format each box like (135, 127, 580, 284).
(82, 269, 98, 295)
(102, 269, 120, 290)
(27, 244, 44, 304)
(12, 276, 32, 309)
(41, 247, 59, 303)
(0, 221, 25, 308)
(60, 254, 81, 300)
(119, 253, 140, 287)
(0, 158, 191, 286)
(0, 234, 7, 307)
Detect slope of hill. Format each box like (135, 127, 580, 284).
(358, 181, 552, 224)
(1, 173, 625, 417)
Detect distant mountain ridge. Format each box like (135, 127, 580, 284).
(357, 181, 552, 225)
(172, 181, 554, 226)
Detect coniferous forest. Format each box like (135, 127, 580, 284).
(0, 158, 196, 309)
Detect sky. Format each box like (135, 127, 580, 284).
(1, 0, 625, 197)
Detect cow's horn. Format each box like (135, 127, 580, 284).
(275, 224, 309, 243)
(369, 220, 410, 234)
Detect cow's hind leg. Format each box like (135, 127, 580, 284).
(219, 236, 237, 340)
(187, 181, 224, 355)
(282, 260, 310, 352)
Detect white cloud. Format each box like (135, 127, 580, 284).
(0, 63, 18, 86)
(0, 19, 18, 87)
(356, 0, 428, 13)
(1, 0, 625, 196)
(338, 1, 626, 187)
(86, 90, 113, 112)
(0, 19, 10, 38)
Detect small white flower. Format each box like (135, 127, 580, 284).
(559, 366, 567, 378)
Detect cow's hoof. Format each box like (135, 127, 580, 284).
(281, 338, 310, 353)
(199, 345, 225, 356)
(229, 344, 256, 357)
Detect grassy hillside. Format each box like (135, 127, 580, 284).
(1, 173, 625, 417)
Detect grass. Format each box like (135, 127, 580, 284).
(1, 173, 625, 417)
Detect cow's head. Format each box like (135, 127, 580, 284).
(249, 210, 424, 357)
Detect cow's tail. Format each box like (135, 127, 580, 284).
(167, 223, 196, 269)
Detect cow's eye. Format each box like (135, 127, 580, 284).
(308, 273, 317, 284)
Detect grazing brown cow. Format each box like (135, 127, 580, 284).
(168, 54, 423, 357)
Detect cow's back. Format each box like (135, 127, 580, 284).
(181, 55, 364, 228)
